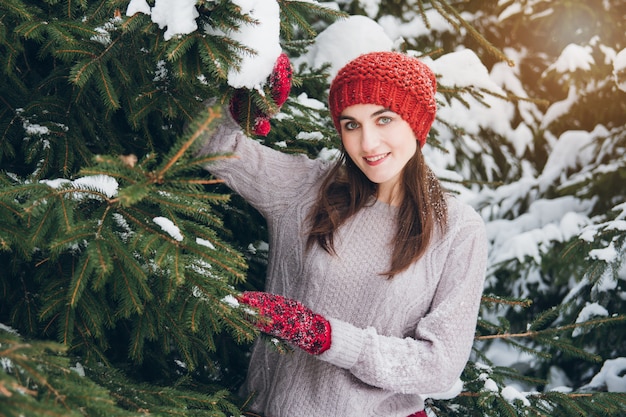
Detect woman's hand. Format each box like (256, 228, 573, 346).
(239, 291, 331, 355)
(229, 53, 292, 136)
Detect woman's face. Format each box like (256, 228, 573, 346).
(339, 104, 417, 203)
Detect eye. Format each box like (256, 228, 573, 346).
(378, 116, 392, 125)
(342, 120, 360, 131)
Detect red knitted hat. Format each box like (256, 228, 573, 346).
(328, 51, 437, 147)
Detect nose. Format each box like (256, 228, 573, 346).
(360, 125, 380, 153)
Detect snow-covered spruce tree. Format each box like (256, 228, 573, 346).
(0, 0, 341, 415)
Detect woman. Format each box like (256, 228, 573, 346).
(199, 51, 488, 417)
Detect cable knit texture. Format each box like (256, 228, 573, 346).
(240, 291, 331, 355)
(328, 51, 437, 147)
(198, 117, 488, 417)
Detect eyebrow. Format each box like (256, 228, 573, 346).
(339, 107, 393, 121)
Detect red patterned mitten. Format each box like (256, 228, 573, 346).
(229, 52, 293, 136)
(268, 52, 292, 108)
(239, 291, 331, 355)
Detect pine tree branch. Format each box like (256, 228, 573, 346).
(178, 178, 225, 185)
(96, 204, 111, 237)
(477, 87, 550, 107)
(458, 391, 595, 399)
(69, 253, 91, 307)
(155, 106, 222, 181)
(431, 0, 515, 66)
(69, 35, 121, 86)
(477, 315, 625, 340)
(10, 354, 68, 409)
(482, 295, 533, 307)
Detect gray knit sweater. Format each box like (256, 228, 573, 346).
(200, 119, 488, 417)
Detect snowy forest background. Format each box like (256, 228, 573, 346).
(0, 0, 625, 416)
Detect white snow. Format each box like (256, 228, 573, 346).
(74, 175, 119, 198)
(70, 361, 86, 377)
(127, 0, 282, 89)
(481, 339, 537, 369)
(429, 49, 513, 140)
(41, 175, 119, 199)
(1, 357, 13, 373)
(296, 15, 393, 79)
(357, 0, 381, 19)
(0, 323, 18, 334)
(541, 85, 578, 129)
(501, 385, 531, 407)
(482, 376, 499, 392)
(487, 196, 593, 265)
(153, 216, 183, 241)
(548, 43, 595, 73)
(592, 267, 619, 294)
(430, 49, 505, 92)
(378, 9, 452, 41)
(572, 302, 609, 337)
(158, 1, 196, 39)
(23, 119, 50, 135)
(613, 48, 626, 92)
(221, 294, 240, 308)
(583, 357, 626, 393)
(318, 147, 341, 161)
(126, 0, 151, 16)
(538, 129, 595, 191)
(498, 2, 522, 21)
(296, 131, 324, 141)
(219, 0, 282, 89)
(589, 241, 618, 263)
(196, 237, 216, 250)
(127, 0, 199, 41)
(546, 366, 573, 392)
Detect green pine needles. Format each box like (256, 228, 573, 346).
(0, 1, 344, 414)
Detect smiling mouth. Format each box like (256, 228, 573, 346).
(364, 153, 389, 163)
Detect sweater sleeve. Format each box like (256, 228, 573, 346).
(196, 111, 329, 217)
(318, 208, 488, 395)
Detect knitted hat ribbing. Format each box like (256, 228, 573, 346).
(328, 51, 437, 147)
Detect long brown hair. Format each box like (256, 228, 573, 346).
(306, 146, 448, 278)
